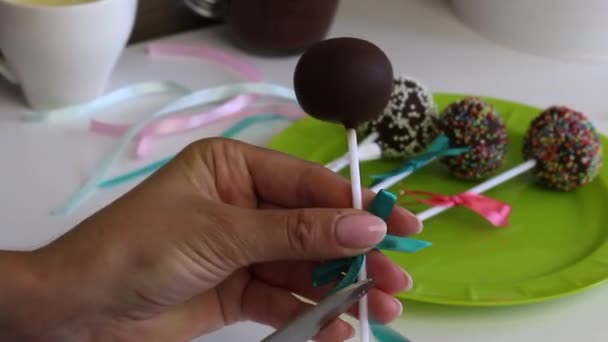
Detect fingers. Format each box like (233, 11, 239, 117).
(241, 279, 354, 342)
(351, 289, 404, 324)
(244, 274, 403, 326)
(186, 139, 422, 235)
(258, 200, 421, 238)
(231, 207, 388, 264)
(314, 319, 355, 342)
(253, 251, 413, 298)
(252, 252, 411, 325)
(382, 200, 423, 236)
(120, 291, 229, 342)
(366, 250, 414, 294)
(120, 281, 354, 342)
(241, 142, 423, 235)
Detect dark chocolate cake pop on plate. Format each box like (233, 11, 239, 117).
(523, 106, 603, 191)
(358, 76, 440, 158)
(439, 97, 508, 180)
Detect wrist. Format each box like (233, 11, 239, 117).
(0, 248, 98, 341)
(0, 251, 53, 340)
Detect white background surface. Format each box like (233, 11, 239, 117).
(0, 0, 606, 341)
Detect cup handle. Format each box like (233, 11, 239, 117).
(0, 58, 18, 84)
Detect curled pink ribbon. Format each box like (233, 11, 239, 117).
(399, 190, 512, 227)
(89, 42, 267, 158)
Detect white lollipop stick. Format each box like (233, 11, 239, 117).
(326, 143, 382, 172)
(417, 159, 537, 221)
(325, 132, 380, 172)
(346, 128, 370, 342)
(370, 156, 439, 193)
(325, 158, 351, 173)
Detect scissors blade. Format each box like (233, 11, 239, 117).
(261, 279, 375, 342)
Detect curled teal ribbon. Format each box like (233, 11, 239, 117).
(312, 190, 429, 342)
(370, 135, 470, 184)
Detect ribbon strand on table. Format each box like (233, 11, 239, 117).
(399, 189, 512, 227)
(24, 81, 189, 122)
(90, 42, 268, 158)
(53, 82, 298, 215)
(90, 94, 251, 137)
(25, 41, 275, 159)
(97, 112, 296, 189)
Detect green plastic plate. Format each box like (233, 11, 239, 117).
(267, 94, 608, 306)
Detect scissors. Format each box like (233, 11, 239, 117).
(261, 279, 375, 342)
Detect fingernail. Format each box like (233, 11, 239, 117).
(335, 215, 387, 249)
(393, 298, 404, 316)
(402, 269, 414, 291)
(346, 324, 355, 339)
(414, 214, 424, 233)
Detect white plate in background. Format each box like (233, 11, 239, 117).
(451, 0, 608, 63)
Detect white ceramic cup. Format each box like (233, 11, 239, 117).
(0, 0, 138, 110)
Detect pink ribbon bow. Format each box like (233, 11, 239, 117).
(400, 190, 512, 227)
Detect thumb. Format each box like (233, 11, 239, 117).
(232, 208, 387, 264)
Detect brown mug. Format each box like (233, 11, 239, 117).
(223, 0, 340, 55)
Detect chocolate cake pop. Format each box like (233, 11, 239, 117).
(358, 76, 440, 158)
(439, 97, 508, 180)
(523, 106, 603, 191)
(294, 37, 393, 128)
(293, 37, 393, 342)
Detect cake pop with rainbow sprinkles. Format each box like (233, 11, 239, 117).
(439, 97, 508, 180)
(413, 104, 603, 223)
(523, 106, 603, 191)
(369, 96, 506, 192)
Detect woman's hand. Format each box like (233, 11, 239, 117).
(13, 138, 422, 342)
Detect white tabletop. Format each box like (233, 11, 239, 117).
(0, 0, 607, 341)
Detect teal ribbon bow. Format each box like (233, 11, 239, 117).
(370, 135, 470, 184)
(312, 190, 431, 290)
(312, 190, 431, 342)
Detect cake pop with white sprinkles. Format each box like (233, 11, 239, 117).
(439, 97, 508, 180)
(359, 76, 440, 158)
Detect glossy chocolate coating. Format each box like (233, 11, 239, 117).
(293, 37, 394, 128)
